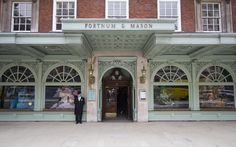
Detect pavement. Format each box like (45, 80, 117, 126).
(0, 121, 236, 147)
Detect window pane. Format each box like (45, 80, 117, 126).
(160, 8, 165, 16)
(107, 0, 127, 18)
(56, 24, 62, 30)
(45, 86, 80, 109)
(56, 17, 62, 23)
(121, 2, 126, 9)
(200, 86, 234, 109)
(20, 18, 25, 23)
(26, 3, 32, 11)
(154, 66, 188, 82)
(208, 11, 213, 17)
(166, 9, 171, 16)
(159, 1, 179, 30)
(14, 25, 19, 31)
(69, 9, 74, 15)
(208, 4, 213, 10)
(14, 10, 19, 16)
(201, 3, 221, 32)
(55, 1, 75, 30)
(57, 2, 62, 8)
(20, 25, 25, 31)
(202, 4, 207, 10)
(214, 4, 219, 10)
(12, 2, 32, 32)
(166, 2, 171, 9)
(57, 9, 62, 15)
(14, 18, 19, 24)
(63, 9, 68, 15)
(69, 2, 74, 9)
(214, 11, 219, 17)
(20, 9, 26, 16)
(0, 86, 34, 110)
(154, 86, 189, 109)
(26, 25, 31, 31)
(63, 2, 68, 9)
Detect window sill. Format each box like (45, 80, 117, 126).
(200, 108, 236, 111)
(153, 109, 191, 111)
(43, 109, 74, 112)
(0, 109, 33, 112)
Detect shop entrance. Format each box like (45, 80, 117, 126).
(102, 68, 133, 121)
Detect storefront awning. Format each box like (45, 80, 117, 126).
(0, 33, 92, 60)
(62, 19, 176, 51)
(144, 33, 236, 61)
(0, 19, 235, 61)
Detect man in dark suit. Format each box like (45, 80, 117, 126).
(73, 90, 85, 124)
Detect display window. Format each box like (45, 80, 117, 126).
(45, 86, 81, 109)
(153, 65, 189, 110)
(0, 86, 34, 110)
(44, 65, 81, 110)
(199, 66, 234, 109)
(0, 65, 35, 110)
(154, 86, 189, 109)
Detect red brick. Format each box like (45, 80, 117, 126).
(78, 0, 105, 18)
(232, 0, 236, 32)
(181, 0, 195, 32)
(39, 0, 53, 32)
(130, 0, 157, 18)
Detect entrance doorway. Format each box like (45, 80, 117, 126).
(102, 68, 133, 121)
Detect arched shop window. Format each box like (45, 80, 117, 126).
(44, 65, 81, 110)
(153, 65, 189, 109)
(0, 66, 35, 110)
(199, 66, 234, 109)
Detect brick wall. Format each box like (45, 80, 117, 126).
(39, 0, 53, 32)
(78, 0, 105, 18)
(0, 1, 2, 31)
(232, 0, 236, 32)
(130, 0, 157, 18)
(181, 0, 195, 32)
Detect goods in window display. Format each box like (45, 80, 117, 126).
(49, 87, 75, 109)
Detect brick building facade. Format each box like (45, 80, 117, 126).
(0, 0, 236, 122)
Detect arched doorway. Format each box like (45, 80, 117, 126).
(102, 68, 133, 121)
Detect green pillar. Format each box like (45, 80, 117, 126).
(34, 61, 43, 111)
(191, 62, 200, 110)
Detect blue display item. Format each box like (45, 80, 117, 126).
(10, 98, 18, 109)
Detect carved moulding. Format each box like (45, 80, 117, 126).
(149, 61, 192, 80)
(42, 61, 86, 81)
(98, 57, 137, 82)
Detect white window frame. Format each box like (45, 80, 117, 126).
(198, 65, 234, 109)
(201, 2, 221, 32)
(11, 2, 32, 32)
(105, 0, 129, 19)
(158, 0, 181, 31)
(52, 0, 77, 31)
(152, 65, 190, 110)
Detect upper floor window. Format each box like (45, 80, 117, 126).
(201, 3, 221, 32)
(53, 0, 76, 31)
(106, 0, 129, 19)
(158, 0, 181, 31)
(12, 2, 32, 32)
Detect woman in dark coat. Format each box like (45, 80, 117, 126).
(74, 90, 85, 124)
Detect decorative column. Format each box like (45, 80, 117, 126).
(86, 57, 98, 122)
(191, 61, 200, 110)
(34, 61, 43, 111)
(137, 58, 148, 122)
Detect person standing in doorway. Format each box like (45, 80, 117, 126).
(73, 90, 85, 124)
